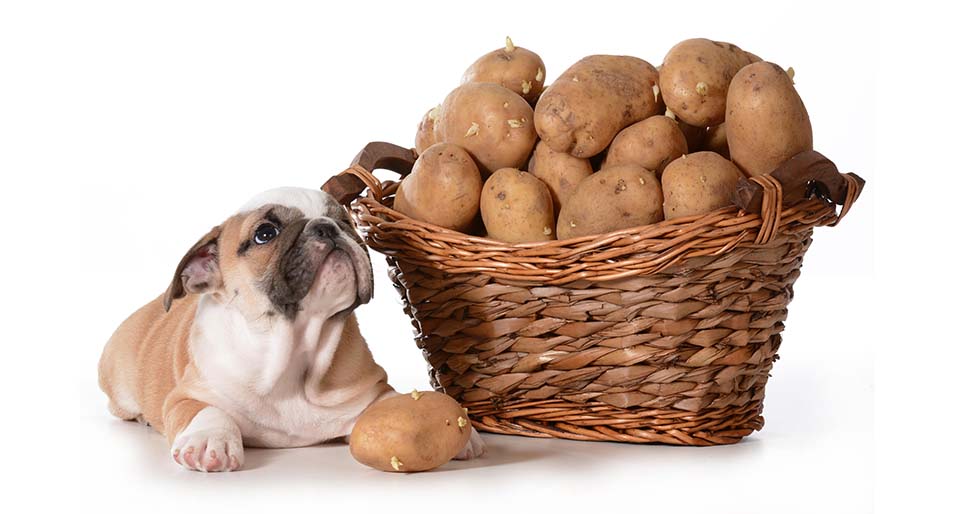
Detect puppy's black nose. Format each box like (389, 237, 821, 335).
(308, 219, 340, 240)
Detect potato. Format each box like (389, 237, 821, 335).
(350, 391, 472, 473)
(481, 168, 555, 243)
(556, 164, 663, 239)
(393, 143, 482, 232)
(659, 38, 759, 127)
(535, 55, 659, 158)
(605, 115, 688, 177)
(461, 36, 546, 104)
(438, 82, 536, 177)
(726, 61, 813, 176)
(661, 152, 743, 220)
(527, 140, 593, 215)
(702, 123, 730, 159)
(414, 104, 441, 155)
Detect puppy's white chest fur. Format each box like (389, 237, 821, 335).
(189, 298, 387, 447)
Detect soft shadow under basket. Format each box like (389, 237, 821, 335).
(323, 142, 864, 446)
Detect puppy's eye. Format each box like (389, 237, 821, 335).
(254, 223, 280, 244)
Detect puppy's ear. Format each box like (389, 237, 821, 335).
(163, 225, 223, 312)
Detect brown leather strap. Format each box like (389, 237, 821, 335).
(732, 150, 866, 242)
(828, 172, 864, 227)
(732, 150, 865, 212)
(322, 142, 417, 204)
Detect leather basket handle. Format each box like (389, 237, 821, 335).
(731, 150, 865, 243)
(322, 142, 417, 205)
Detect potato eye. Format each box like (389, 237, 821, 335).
(254, 223, 280, 244)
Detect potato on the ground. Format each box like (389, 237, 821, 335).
(661, 151, 743, 220)
(528, 140, 593, 215)
(393, 143, 482, 232)
(659, 38, 759, 127)
(461, 36, 546, 104)
(481, 167, 555, 243)
(350, 391, 472, 473)
(605, 115, 688, 177)
(556, 164, 663, 239)
(414, 105, 441, 155)
(726, 61, 813, 176)
(535, 55, 659, 158)
(438, 82, 536, 177)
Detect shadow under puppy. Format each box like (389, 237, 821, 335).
(98, 187, 485, 471)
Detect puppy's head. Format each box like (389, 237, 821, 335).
(163, 187, 372, 320)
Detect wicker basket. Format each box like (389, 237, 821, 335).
(323, 142, 864, 446)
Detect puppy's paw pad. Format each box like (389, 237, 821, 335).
(183, 446, 200, 468)
(205, 449, 222, 471)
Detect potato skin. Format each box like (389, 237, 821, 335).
(726, 61, 813, 176)
(661, 152, 743, 220)
(528, 140, 593, 215)
(349, 391, 471, 473)
(438, 83, 536, 177)
(462, 39, 546, 103)
(414, 105, 441, 155)
(556, 164, 663, 239)
(535, 55, 659, 158)
(605, 115, 688, 177)
(393, 143, 482, 232)
(659, 38, 758, 127)
(481, 168, 555, 243)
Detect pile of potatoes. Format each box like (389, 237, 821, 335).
(396, 37, 813, 243)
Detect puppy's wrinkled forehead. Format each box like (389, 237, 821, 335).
(238, 187, 343, 218)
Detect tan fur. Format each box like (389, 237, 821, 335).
(98, 293, 204, 440)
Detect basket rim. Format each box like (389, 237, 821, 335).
(358, 189, 836, 248)
(351, 186, 839, 284)
(326, 143, 863, 284)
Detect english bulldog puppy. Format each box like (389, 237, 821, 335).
(98, 187, 485, 471)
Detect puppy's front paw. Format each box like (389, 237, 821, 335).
(171, 407, 244, 472)
(172, 430, 243, 472)
(453, 427, 486, 460)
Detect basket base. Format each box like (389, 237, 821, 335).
(465, 398, 765, 446)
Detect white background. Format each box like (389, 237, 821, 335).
(0, 1, 949, 513)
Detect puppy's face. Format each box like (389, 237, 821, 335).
(163, 188, 372, 321)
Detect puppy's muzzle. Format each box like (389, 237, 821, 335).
(303, 217, 373, 313)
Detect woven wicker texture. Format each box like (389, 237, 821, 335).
(330, 147, 862, 446)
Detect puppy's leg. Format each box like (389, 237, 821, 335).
(454, 427, 486, 460)
(164, 395, 244, 472)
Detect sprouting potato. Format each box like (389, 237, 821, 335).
(461, 36, 547, 104)
(438, 82, 537, 177)
(661, 151, 743, 219)
(557, 164, 663, 239)
(349, 391, 472, 473)
(725, 61, 812, 176)
(480, 167, 556, 243)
